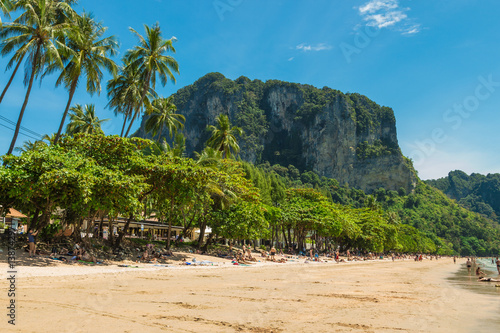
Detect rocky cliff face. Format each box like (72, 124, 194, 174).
(135, 73, 417, 193)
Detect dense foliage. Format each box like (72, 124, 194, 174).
(241, 162, 500, 256)
(3, 134, 493, 255)
(426, 170, 500, 224)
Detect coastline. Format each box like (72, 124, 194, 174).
(1, 256, 498, 332)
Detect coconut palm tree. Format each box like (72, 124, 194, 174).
(0, 0, 13, 26)
(122, 22, 179, 137)
(14, 138, 47, 152)
(2, 0, 74, 154)
(195, 146, 223, 167)
(51, 11, 117, 144)
(106, 60, 143, 137)
(0, 0, 77, 105)
(66, 103, 108, 135)
(206, 114, 243, 159)
(145, 96, 184, 141)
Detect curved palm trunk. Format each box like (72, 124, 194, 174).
(120, 111, 129, 137)
(7, 47, 40, 155)
(123, 106, 140, 138)
(54, 79, 78, 144)
(0, 54, 25, 105)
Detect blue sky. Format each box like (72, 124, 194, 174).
(1, 0, 500, 180)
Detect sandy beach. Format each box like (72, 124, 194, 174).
(1, 254, 498, 333)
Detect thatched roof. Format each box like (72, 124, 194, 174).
(6, 208, 27, 218)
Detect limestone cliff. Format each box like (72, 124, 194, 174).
(135, 72, 417, 192)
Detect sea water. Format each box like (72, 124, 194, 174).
(447, 258, 500, 331)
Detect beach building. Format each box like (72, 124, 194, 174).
(0, 207, 27, 233)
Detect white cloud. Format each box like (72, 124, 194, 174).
(296, 43, 332, 52)
(402, 25, 421, 35)
(358, 0, 420, 35)
(288, 57, 294, 61)
(359, 0, 398, 15)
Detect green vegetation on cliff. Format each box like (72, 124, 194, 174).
(146, 73, 403, 178)
(426, 170, 500, 223)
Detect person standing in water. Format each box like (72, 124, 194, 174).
(496, 257, 500, 275)
(466, 258, 472, 273)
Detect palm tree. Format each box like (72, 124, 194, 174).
(122, 22, 179, 137)
(0, 0, 77, 105)
(106, 61, 143, 137)
(66, 104, 109, 135)
(195, 146, 223, 167)
(145, 96, 184, 141)
(0, 0, 13, 26)
(1, 0, 74, 154)
(14, 138, 47, 153)
(52, 11, 118, 144)
(206, 114, 243, 159)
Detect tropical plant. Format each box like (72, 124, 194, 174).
(52, 11, 117, 144)
(0, 0, 13, 26)
(14, 138, 47, 153)
(144, 96, 184, 140)
(1, 0, 75, 154)
(122, 22, 179, 137)
(206, 114, 243, 159)
(106, 60, 142, 137)
(66, 104, 108, 135)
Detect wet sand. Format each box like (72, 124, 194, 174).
(0, 256, 498, 332)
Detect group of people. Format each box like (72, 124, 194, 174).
(138, 244, 173, 262)
(466, 256, 500, 283)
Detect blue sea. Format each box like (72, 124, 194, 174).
(447, 258, 500, 331)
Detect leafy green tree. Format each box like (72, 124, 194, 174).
(123, 23, 179, 137)
(1, 0, 74, 154)
(206, 114, 243, 159)
(52, 11, 117, 144)
(145, 96, 185, 141)
(66, 104, 108, 135)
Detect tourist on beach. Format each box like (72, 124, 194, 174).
(466, 258, 472, 273)
(478, 276, 500, 282)
(73, 242, 82, 256)
(475, 266, 485, 277)
(270, 247, 276, 261)
(496, 257, 500, 274)
(27, 229, 39, 258)
(453, 256, 456, 264)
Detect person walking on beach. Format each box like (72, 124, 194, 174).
(496, 257, 500, 274)
(27, 229, 39, 258)
(466, 258, 472, 273)
(453, 256, 456, 264)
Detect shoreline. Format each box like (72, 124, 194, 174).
(1, 256, 498, 332)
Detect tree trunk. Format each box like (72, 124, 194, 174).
(120, 106, 131, 137)
(282, 225, 288, 249)
(0, 54, 25, 104)
(115, 213, 133, 248)
(123, 106, 140, 138)
(28, 209, 41, 231)
(7, 46, 40, 155)
(166, 197, 174, 250)
(54, 80, 78, 144)
(197, 215, 207, 249)
(270, 225, 275, 249)
(201, 232, 214, 252)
